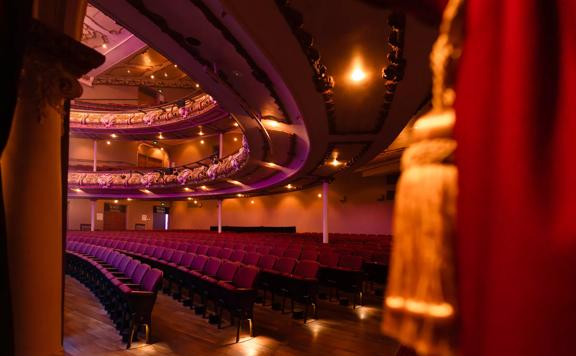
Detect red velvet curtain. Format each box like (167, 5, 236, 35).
(455, 0, 576, 355)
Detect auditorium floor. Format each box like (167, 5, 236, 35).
(64, 276, 399, 355)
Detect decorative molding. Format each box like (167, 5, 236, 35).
(69, 94, 216, 129)
(91, 76, 198, 88)
(69, 137, 250, 190)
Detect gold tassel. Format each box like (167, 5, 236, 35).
(381, 0, 464, 354)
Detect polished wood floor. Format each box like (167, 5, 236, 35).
(64, 276, 399, 355)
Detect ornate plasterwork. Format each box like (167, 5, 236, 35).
(68, 137, 250, 190)
(69, 94, 216, 129)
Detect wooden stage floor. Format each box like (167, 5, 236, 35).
(64, 276, 399, 355)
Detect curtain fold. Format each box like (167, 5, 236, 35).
(455, 0, 576, 355)
(0, 1, 34, 354)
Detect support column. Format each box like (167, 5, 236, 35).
(92, 139, 97, 172)
(219, 132, 224, 159)
(1, 20, 103, 355)
(217, 199, 223, 234)
(90, 199, 96, 231)
(322, 181, 329, 244)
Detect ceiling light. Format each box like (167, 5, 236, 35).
(127, 198, 132, 201)
(150, 74, 155, 79)
(193, 200, 198, 204)
(113, 199, 119, 204)
(158, 133, 164, 139)
(330, 158, 342, 167)
(110, 133, 117, 138)
(236, 193, 244, 198)
(174, 64, 178, 68)
(200, 185, 208, 190)
(102, 43, 107, 49)
(350, 68, 366, 82)
(233, 122, 239, 127)
(187, 197, 192, 200)
(268, 120, 279, 128)
(195, 83, 200, 88)
(72, 188, 83, 193)
(140, 189, 152, 194)
(264, 162, 278, 168)
(229, 180, 242, 186)
(106, 140, 111, 145)
(164, 72, 168, 77)
(250, 200, 255, 204)
(159, 147, 164, 151)
(233, 137, 238, 142)
(317, 193, 323, 198)
(286, 184, 293, 190)
(184, 187, 191, 192)
(200, 140, 205, 144)
(152, 140, 158, 145)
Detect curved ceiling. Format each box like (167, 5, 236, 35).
(71, 0, 437, 200)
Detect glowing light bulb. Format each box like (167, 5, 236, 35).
(233, 122, 239, 127)
(113, 199, 119, 204)
(110, 133, 117, 138)
(150, 74, 155, 79)
(200, 185, 208, 190)
(286, 184, 293, 189)
(250, 200, 255, 204)
(187, 197, 192, 200)
(317, 193, 322, 198)
(106, 140, 111, 145)
(200, 140, 205, 144)
(102, 43, 107, 49)
(350, 68, 366, 82)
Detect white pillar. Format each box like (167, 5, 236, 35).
(217, 199, 223, 234)
(219, 132, 224, 158)
(322, 181, 329, 243)
(92, 139, 97, 172)
(90, 199, 96, 232)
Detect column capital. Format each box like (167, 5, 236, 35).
(18, 19, 104, 122)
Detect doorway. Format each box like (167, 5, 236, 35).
(103, 203, 127, 230)
(152, 206, 169, 230)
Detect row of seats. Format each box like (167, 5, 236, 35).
(66, 242, 163, 348)
(71, 237, 326, 339)
(69, 230, 392, 252)
(71, 235, 374, 308)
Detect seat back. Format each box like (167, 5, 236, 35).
(319, 253, 340, 267)
(162, 248, 174, 261)
(180, 253, 195, 268)
(170, 250, 184, 264)
(216, 261, 239, 281)
(218, 248, 233, 260)
(202, 258, 222, 276)
(142, 268, 164, 292)
(190, 255, 208, 271)
(242, 252, 262, 266)
(153, 247, 165, 259)
(293, 260, 320, 278)
(196, 245, 209, 255)
(258, 255, 278, 270)
(124, 259, 139, 277)
(132, 264, 151, 285)
(300, 250, 318, 261)
(206, 246, 221, 257)
(144, 245, 155, 256)
(233, 266, 259, 288)
(273, 257, 297, 274)
(229, 250, 245, 262)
